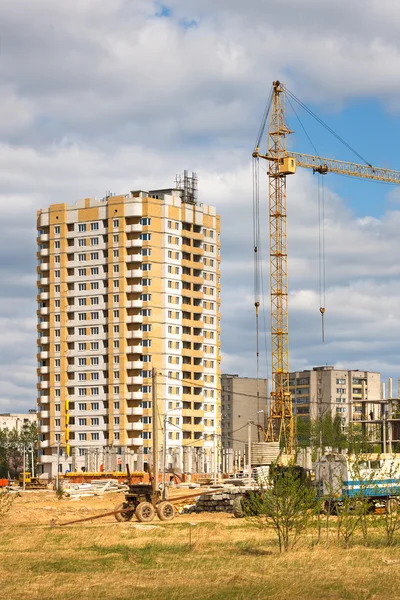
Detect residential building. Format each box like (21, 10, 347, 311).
(221, 374, 268, 451)
(0, 411, 37, 431)
(36, 172, 221, 477)
(290, 366, 381, 424)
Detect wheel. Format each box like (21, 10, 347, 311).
(233, 497, 244, 518)
(156, 501, 175, 521)
(135, 501, 156, 522)
(387, 498, 399, 514)
(114, 502, 134, 522)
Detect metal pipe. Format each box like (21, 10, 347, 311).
(151, 368, 159, 495)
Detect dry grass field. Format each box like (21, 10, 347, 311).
(1, 491, 400, 600)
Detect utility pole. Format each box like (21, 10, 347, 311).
(30, 445, 35, 478)
(383, 410, 387, 454)
(56, 439, 60, 490)
(248, 419, 252, 487)
(22, 445, 26, 492)
(151, 368, 159, 495)
(213, 433, 218, 484)
(162, 412, 167, 500)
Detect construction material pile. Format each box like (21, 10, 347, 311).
(64, 479, 128, 498)
(186, 487, 245, 513)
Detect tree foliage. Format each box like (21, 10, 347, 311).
(0, 422, 38, 478)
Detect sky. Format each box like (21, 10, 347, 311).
(2, 0, 400, 412)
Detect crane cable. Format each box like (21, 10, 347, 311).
(252, 155, 262, 439)
(318, 175, 326, 342)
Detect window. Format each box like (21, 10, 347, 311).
(141, 263, 151, 271)
(140, 218, 151, 226)
(78, 298, 86, 306)
(91, 327, 99, 335)
(79, 418, 87, 426)
(78, 283, 86, 291)
(79, 373, 87, 381)
(336, 378, 346, 385)
(78, 253, 85, 262)
(141, 355, 152, 362)
(91, 267, 99, 275)
(78, 343, 86, 351)
(141, 385, 152, 393)
(54, 270, 60, 278)
(114, 417, 120, 425)
(141, 370, 152, 378)
(91, 282, 99, 290)
(140, 324, 152, 332)
(113, 295, 119, 303)
(140, 309, 151, 316)
(54, 255, 60, 263)
(78, 358, 86, 366)
(141, 278, 151, 286)
(55, 390, 61, 398)
(141, 248, 151, 256)
(91, 388, 99, 395)
(55, 241, 60, 249)
(140, 233, 151, 241)
(337, 388, 346, 394)
(142, 340, 152, 347)
(113, 340, 119, 349)
(113, 234, 119, 243)
(78, 328, 86, 336)
(91, 297, 99, 305)
(79, 433, 87, 441)
(78, 224, 86, 232)
(168, 220, 172, 228)
(78, 313, 86, 320)
(113, 280, 119, 288)
(54, 225, 60, 234)
(55, 314, 60, 322)
(91, 342, 99, 350)
(114, 355, 119, 364)
(90, 252, 99, 260)
(55, 329, 60, 337)
(91, 312, 99, 319)
(55, 285, 60, 293)
(78, 238, 86, 247)
(91, 357, 99, 365)
(78, 268, 86, 276)
(91, 222, 99, 231)
(114, 386, 119, 394)
(113, 219, 119, 228)
(91, 372, 99, 380)
(140, 294, 151, 301)
(113, 249, 119, 258)
(113, 325, 119, 333)
(55, 374, 60, 382)
(78, 448, 86, 456)
(114, 401, 120, 409)
(91, 403, 99, 410)
(114, 370, 119, 379)
(113, 309, 119, 318)
(113, 264, 119, 273)
(92, 433, 100, 441)
(114, 432, 120, 440)
(78, 402, 86, 409)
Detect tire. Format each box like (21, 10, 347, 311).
(156, 501, 175, 521)
(233, 497, 244, 519)
(387, 498, 399, 515)
(135, 501, 156, 522)
(114, 502, 134, 522)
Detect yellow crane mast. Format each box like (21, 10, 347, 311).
(253, 80, 400, 456)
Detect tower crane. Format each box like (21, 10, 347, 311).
(253, 80, 400, 456)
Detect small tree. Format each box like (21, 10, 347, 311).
(245, 464, 316, 552)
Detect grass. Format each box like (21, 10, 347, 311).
(2, 494, 400, 599)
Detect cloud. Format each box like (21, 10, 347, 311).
(1, 0, 400, 411)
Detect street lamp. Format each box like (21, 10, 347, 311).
(55, 433, 65, 491)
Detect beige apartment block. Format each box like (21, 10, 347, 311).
(221, 374, 268, 451)
(290, 366, 381, 425)
(36, 173, 221, 477)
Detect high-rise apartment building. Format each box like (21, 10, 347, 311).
(221, 374, 268, 451)
(36, 173, 221, 477)
(290, 366, 381, 425)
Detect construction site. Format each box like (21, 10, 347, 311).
(3, 76, 400, 600)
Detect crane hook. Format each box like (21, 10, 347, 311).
(319, 307, 326, 343)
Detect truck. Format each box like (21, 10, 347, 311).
(315, 453, 400, 513)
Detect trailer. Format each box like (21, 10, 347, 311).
(315, 453, 400, 513)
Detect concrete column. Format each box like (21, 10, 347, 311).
(381, 382, 386, 400)
(136, 448, 144, 472)
(183, 447, 191, 476)
(227, 449, 234, 474)
(388, 378, 393, 399)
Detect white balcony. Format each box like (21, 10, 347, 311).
(127, 284, 142, 293)
(126, 437, 143, 446)
(126, 422, 142, 431)
(126, 224, 142, 233)
(39, 366, 49, 375)
(40, 277, 49, 286)
(40, 351, 49, 360)
(126, 238, 142, 248)
(39, 396, 49, 404)
(127, 315, 142, 324)
(40, 233, 49, 242)
(40, 248, 49, 257)
(39, 322, 49, 330)
(127, 343, 142, 353)
(128, 376, 143, 385)
(40, 336, 49, 344)
(40, 307, 49, 316)
(128, 360, 143, 369)
(40, 440, 50, 448)
(126, 331, 142, 340)
(127, 300, 142, 309)
(39, 292, 49, 301)
(127, 407, 143, 416)
(39, 425, 50, 433)
(128, 391, 143, 401)
(39, 263, 49, 271)
(39, 455, 54, 464)
(39, 381, 49, 389)
(126, 254, 142, 263)
(39, 410, 50, 418)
